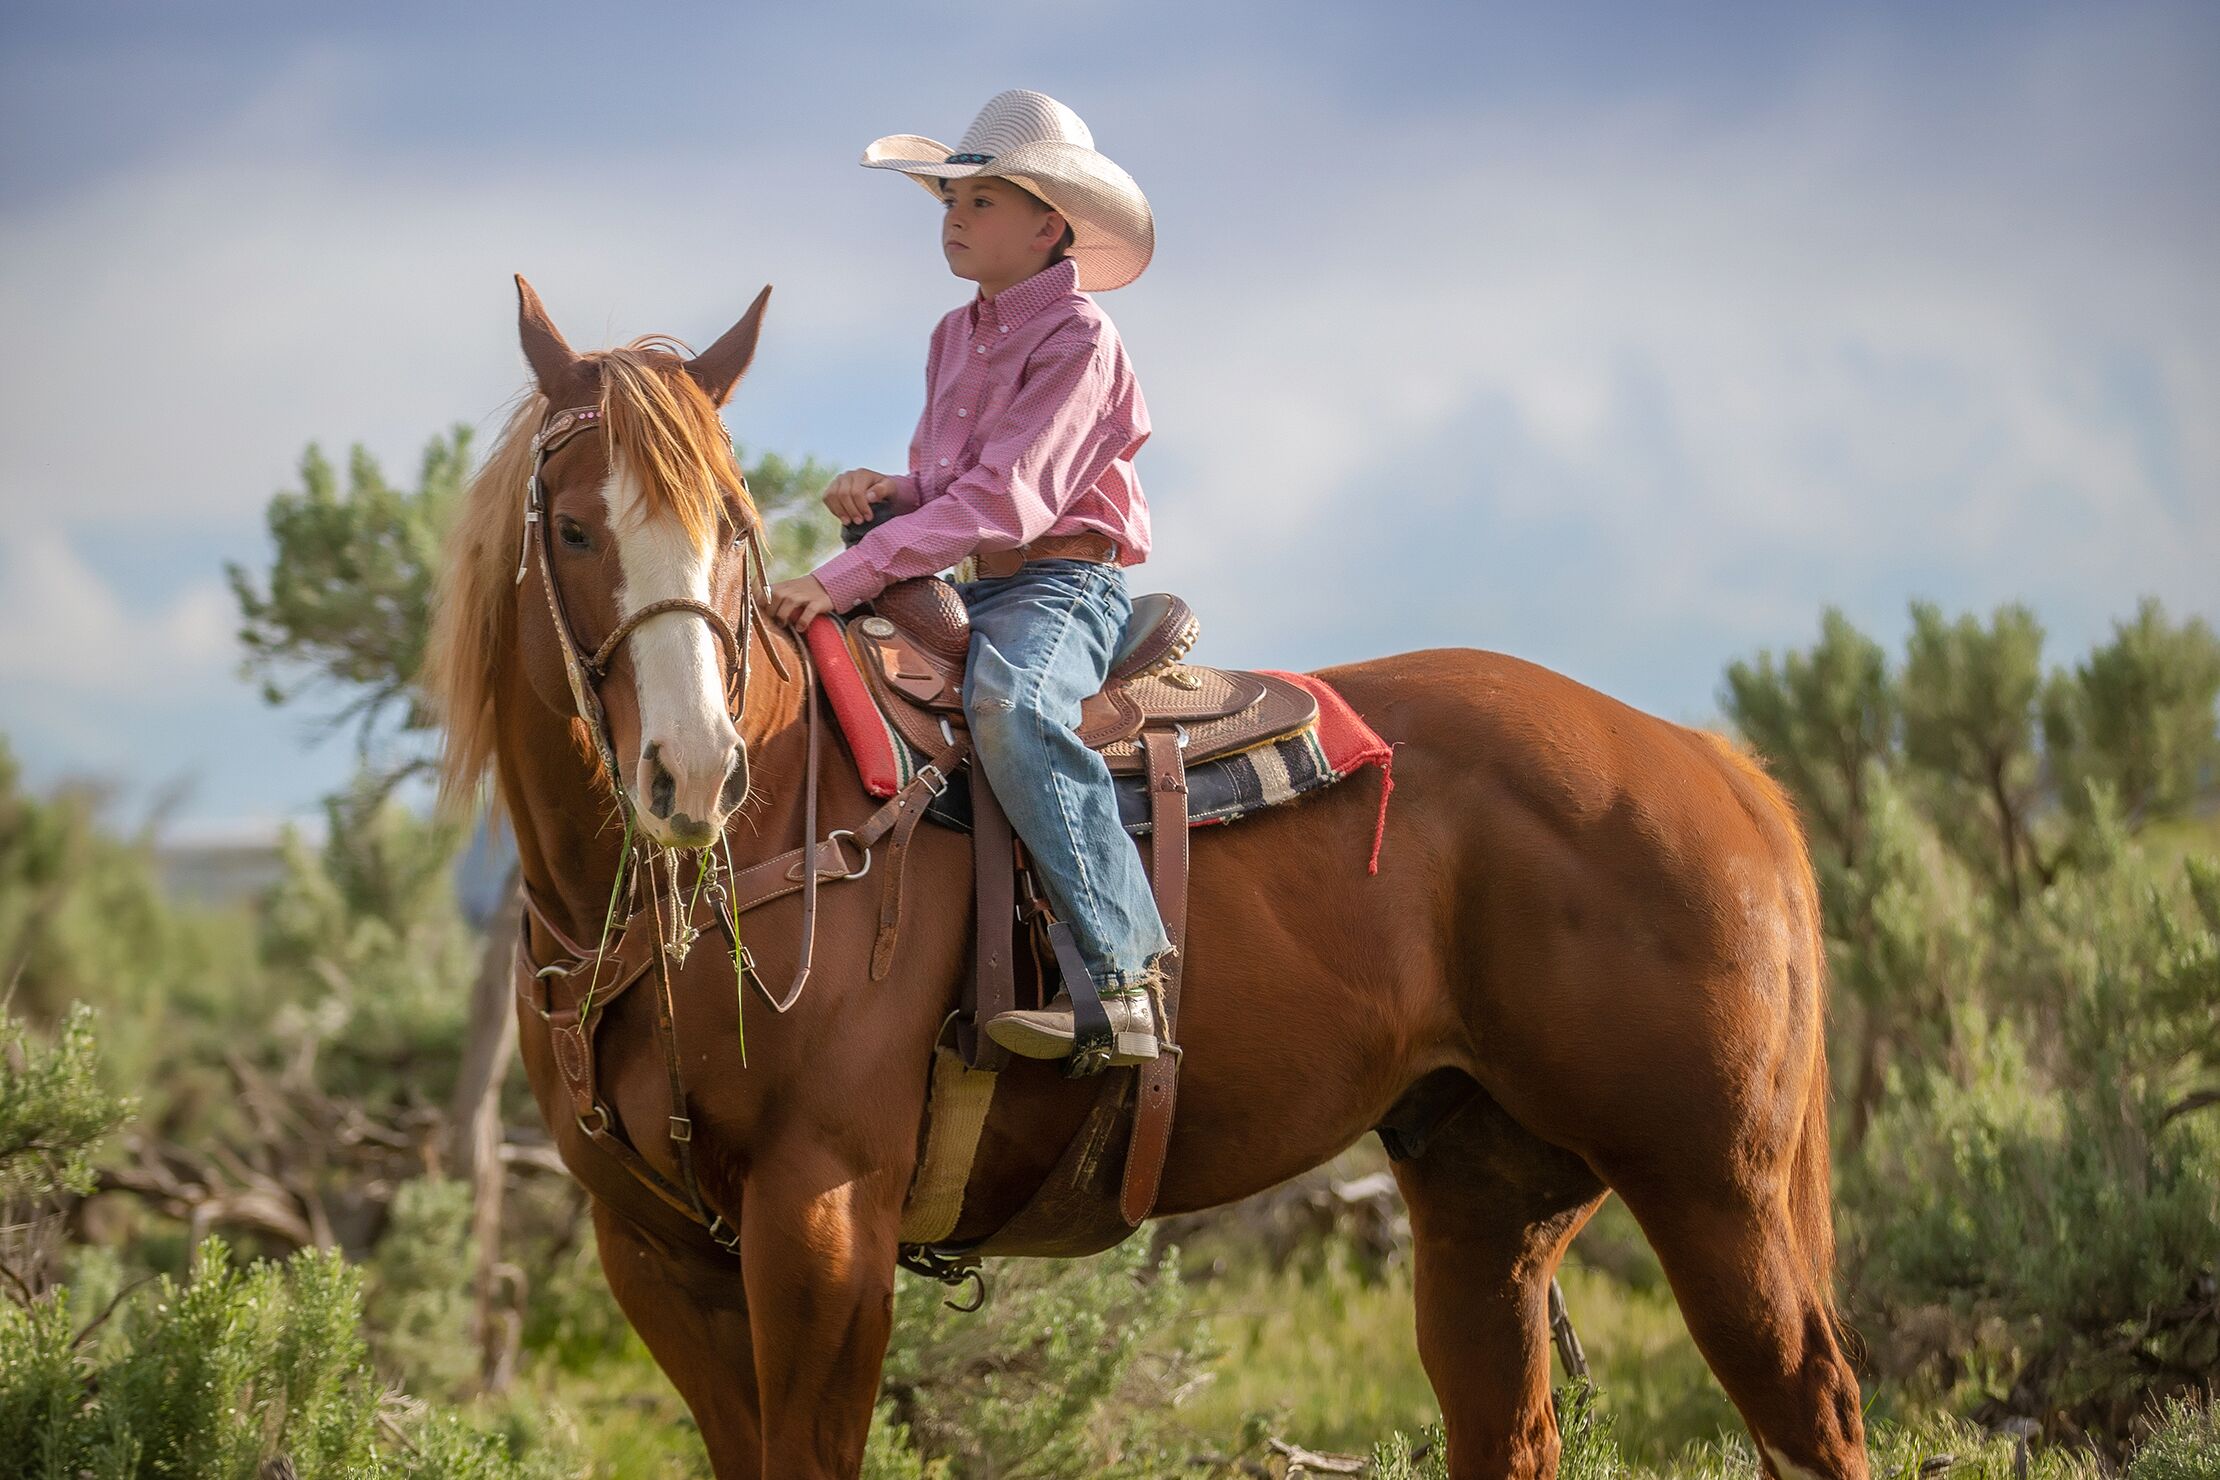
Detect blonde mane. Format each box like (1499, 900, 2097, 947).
(422, 342, 758, 814)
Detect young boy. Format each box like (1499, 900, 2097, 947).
(766, 89, 1171, 1066)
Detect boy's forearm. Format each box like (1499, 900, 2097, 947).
(811, 478, 1047, 609)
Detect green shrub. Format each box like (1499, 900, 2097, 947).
(1843, 840, 2220, 1421)
(1, 1236, 568, 1479)
(1369, 1421, 1451, 1480)
(2126, 1399, 2220, 1480)
(17, 1237, 383, 1478)
(873, 1240, 1214, 1478)
(258, 782, 477, 1112)
(1, 1002, 133, 1205)
(365, 1176, 477, 1400)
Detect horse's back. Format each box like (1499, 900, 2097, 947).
(1318, 644, 1808, 899)
(1311, 645, 1824, 1141)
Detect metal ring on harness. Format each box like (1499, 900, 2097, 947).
(826, 829, 872, 880)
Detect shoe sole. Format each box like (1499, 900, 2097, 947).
(985, 1019, 1159, 1065)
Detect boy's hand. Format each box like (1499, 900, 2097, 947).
(768, 574, 837, 629)
(823, 467, 900, 525)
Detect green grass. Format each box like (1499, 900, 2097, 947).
(1161, 1228, 1741, 1464)
(1170, 1243, 1442, 1450)
(468, 1339, 710, 1479)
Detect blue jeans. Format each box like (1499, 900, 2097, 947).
(955, 559, 1174, 991)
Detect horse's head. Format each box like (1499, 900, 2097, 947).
(427, 277, 776, 851)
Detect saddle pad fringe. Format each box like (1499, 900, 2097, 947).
(1260, 670, 1396, 874)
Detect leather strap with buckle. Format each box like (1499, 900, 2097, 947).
(974, 530, 1120, 580)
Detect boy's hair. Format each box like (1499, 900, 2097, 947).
(943, 175, 1078, 263)
(1008, 180, 1079, 262)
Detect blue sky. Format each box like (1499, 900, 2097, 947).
(3, 1, 2215, 837)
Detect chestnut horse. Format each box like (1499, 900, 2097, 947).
(424, 280, 1868, 1480)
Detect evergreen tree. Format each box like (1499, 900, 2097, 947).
(227, 433, 472, 779)
(2043, 598, 2220, 828)
(1899, 601, 2052, 909)
(1720, 606, 1897, 875)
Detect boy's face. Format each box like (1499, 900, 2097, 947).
(939, 176, 1064, 292)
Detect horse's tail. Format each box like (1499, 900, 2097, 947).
(1699, 732, 1844, 1338)
(1787, 986, 1842, 1334)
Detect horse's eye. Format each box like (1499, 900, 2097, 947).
(557, 518, 590, 550)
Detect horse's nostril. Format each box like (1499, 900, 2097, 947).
(645, 744, 677, 819)
(719, 744, 749, 814)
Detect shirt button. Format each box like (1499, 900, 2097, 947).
(998, 326, 1009, 334)
(974, 344, 986, 355)
(938, 457, 950, 467)
(956, 408, 967, 418)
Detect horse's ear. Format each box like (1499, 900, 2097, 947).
(514, 274, 578, 393)
(686, 285, 772, 407)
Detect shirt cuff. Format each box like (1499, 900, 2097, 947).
(885, 474, 923, 516)
(812, 546, 887, 611)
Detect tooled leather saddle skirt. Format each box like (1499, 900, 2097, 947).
(848, 575, 1321, 781)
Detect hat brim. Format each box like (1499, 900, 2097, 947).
(860, 133, 1154, 292)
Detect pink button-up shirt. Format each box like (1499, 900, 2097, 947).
(812, 257, 1152, 610)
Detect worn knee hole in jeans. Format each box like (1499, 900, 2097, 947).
(972, 696, 1015, 713)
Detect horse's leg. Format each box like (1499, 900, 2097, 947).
(739, 1152, 902, 1478)
(1602, 1170, 1867, 1480)
(1392, 1093, 1607, 1480)
(589, 1200, 762, 1476)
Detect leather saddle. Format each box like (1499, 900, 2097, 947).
(841, 566, 1319, 1258)
(848, 575, 1319, 767)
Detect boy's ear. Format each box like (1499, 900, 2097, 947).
(687, 285, 772, 407)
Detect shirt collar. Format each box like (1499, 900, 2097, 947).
(972, 257, 1081, 335)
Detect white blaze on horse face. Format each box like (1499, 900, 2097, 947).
(600, 461, 739, 843)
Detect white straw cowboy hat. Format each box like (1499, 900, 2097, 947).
(861, 89, 1155, 292)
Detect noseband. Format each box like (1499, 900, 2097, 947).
(516, 402, 792, 800)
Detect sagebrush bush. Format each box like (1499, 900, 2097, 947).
(258, 783, 479, 1110)
(0, 1002, 134, 1207)
(2124, 1399, 2220, 1480)
(366, 1175, 479, 1400)
(873, 1240, 1214, 1478)
(1, 1236, 571, 1479)
(1842, 836, 2220, 1421)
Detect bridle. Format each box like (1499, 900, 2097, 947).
(514, 399, 838, 1018)
(510, 401, 936, 1029)
(506, 397, 973, 1268)
(515, 402, 791, 795)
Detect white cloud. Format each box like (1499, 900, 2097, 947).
(0, 56, 947, 532)
(0, 524, 233, 693)
(1108, 9, 2220, 659)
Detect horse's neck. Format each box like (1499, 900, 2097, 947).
(494, 687, 624, 950)
(497, 628, 817, 950)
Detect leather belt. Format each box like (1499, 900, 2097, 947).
(974, 530, 1120, 580)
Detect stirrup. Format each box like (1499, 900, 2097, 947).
(1068, 1021, 1159, 1077)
